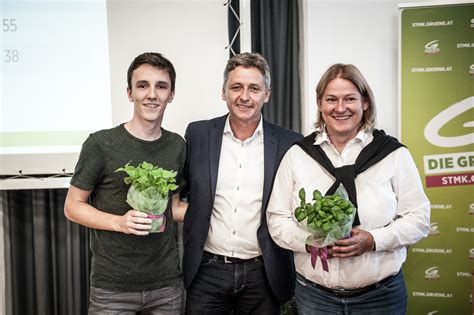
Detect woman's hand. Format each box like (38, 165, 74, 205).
(330, 227, 375, 258)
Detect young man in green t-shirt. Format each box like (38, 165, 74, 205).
(64, 52, 187, 314)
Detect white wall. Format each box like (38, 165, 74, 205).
(110, 0, 442, 140)
(301, 0, 435, 137)
(107, 0, 229, 137)
(108, 0, 451, 140)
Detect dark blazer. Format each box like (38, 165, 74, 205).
(182, 114, 303, 303)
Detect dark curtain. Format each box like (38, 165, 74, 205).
(227, 0, 241, 57)
(251, 0, 302, 132)
(1, 189, 89, 315)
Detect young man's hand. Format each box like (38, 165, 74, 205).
(116, 210, 152, 235)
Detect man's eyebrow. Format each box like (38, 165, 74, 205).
(135, 80, 170, 85)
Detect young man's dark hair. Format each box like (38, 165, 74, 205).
(127, 52, 177, 92)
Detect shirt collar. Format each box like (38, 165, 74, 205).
(313, 129, 371, 146)
(224, 114, 264, 140)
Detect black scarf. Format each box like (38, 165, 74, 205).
(295, 129, 405, 226)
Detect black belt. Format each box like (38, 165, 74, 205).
(297, 270, 401, 298)
(203, 251, 261, 264)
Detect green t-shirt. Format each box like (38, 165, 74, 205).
(70, 124, 186, 291)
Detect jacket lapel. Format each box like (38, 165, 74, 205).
(209, 115, 226, 204)
(262, 120, 277, 215)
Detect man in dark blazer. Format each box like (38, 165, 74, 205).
(182, 52, 303, 314)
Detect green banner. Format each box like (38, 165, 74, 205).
(400, 3, 473, 314)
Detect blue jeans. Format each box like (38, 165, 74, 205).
(185, 252, 279, 314)
(295, 270, 407, 315)
(88, 285, 182, 314)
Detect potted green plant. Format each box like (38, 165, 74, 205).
(295, 184, 356, 271)
(116, 161, 178, 233)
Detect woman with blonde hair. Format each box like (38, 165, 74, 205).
(266, 63, 430, 314)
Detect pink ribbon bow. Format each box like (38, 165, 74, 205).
(310, 245, 329, 272)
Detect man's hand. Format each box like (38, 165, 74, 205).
(65, 185, 153, 235)
(115, 210, 152, 235)
(331, 227, 375, 258)
(171, 193, 188, 222)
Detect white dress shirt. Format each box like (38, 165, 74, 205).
(267, 130, 430, 289)
(204, 116, 264, 259)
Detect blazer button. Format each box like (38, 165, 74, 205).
(200, 242, 204, 248)
(207, 215, 211, 221)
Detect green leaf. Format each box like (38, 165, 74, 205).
(298, 188, 306, 201)
(296, 210, 307, 222)
(313, 190, 323, 201)
(115, 161, 179, 198)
